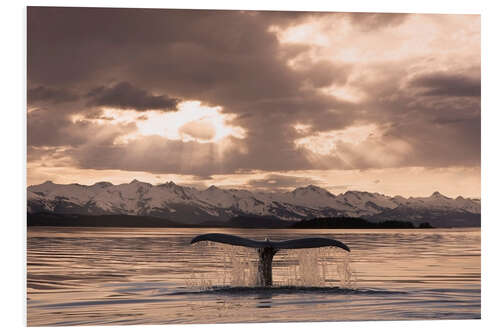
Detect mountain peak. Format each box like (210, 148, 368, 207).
(292, 184, 335, 198)
(294, 184, 320, 192)
(130, 179, 140, 184)
(431, 191, 444, 197)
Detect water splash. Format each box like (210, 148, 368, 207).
(276, 247, 356, 288)
(337, 252, 356, 288)
(227, 248, 259, 287)
(187, 242, 355, 289)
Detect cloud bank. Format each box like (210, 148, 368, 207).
(27, 8, 480, 196)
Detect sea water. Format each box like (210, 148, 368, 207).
(27, 227, 480, 325)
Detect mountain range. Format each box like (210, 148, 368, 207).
(27, 180, 481, 227)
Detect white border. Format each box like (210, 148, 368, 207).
(3, 0, 500, 332)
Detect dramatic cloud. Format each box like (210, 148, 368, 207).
(28, 86, 79, 104)
(346, 12, 409, 31)
(409, 72, 481, 97)
(87, 82, 180, 111)
(26, 7, 481, 197)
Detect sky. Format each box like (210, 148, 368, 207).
(27, 7, 481, 198)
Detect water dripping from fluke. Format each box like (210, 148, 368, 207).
(189, 233, 351, 288)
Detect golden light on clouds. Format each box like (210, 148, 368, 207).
(28, 9, 480, 199)
(321, 84, 366, 103)
(272, 14, 480, 65)
(293, 123, 313, 135)
(269, 21, 333, 47)
(294, 123, 413, 168)
(71, 101, 247, 144)
(294, 123, 379, 155)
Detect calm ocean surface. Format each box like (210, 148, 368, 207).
(27, 227, 480, 326)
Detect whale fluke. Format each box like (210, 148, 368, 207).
(190, 233, 350, 286)
(191, 233, 350, 252)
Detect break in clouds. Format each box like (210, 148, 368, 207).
(27, 8, 480, 196)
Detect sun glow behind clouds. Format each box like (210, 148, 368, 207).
(294, 124, 378, 155)
(271, 14, 479, 66)
(321, 84, 367, 103)
(72, 101, 246, 144)
(294, 123, 413, 168)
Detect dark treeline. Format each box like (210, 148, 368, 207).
(292, 217, 433, 229)
(27, 213, 433, 229)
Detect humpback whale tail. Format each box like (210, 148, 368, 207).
(190, 233, 350, 287)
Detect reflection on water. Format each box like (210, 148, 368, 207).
(27, 227, 480, 325)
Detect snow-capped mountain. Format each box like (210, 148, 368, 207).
(27, 180, 481, 227)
